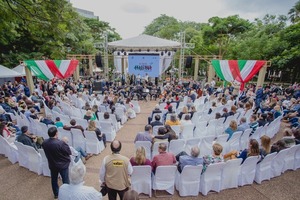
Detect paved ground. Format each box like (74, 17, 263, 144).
(0, 100, 299, 200)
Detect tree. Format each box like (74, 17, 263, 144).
(288, 0, 300, 23)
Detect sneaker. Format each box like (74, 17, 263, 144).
(85, 154, 93, 160)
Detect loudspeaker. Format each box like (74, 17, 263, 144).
(95, 53, 103, 68)
(185, 56, 193, 68)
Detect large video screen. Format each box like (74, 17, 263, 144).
(128, 53, 160, 77)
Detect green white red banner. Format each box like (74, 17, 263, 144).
(24, 60, 78, 81)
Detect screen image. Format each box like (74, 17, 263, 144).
(128, 53, 160, 77)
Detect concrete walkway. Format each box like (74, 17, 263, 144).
(0, 100, 299, 200)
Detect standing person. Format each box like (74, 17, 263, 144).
(42, 127, 72, 199)
(100, 140, 133, 200)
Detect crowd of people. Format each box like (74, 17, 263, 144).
(0, 75, 300, 199)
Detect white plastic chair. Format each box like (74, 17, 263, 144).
(221, 158, 242, 190)
(84, 130, 104, 155)
(181, 124, 194, 139)
(193, 121, 207, 138)
(239, 129, 252, 151)
(271, 148, 289, 178)
(293, 144, 300, 170)
(99, 121, 116, 142)
(227, 131, 243, 152)
(175, 165, 203, 197)
(134, 141, 152, 160)
(38, 149, 51, 177)
(282, 145, 298, 172)
(24, 145, 42, 175)
(200, 162, 225, 196)
(152, 166, 177, 197)
(199, 136, 215, 157)
(0, 136, 18, 164)
(71, 128, 86, 152)
(238, 156, 260, 186)
(168, 139, 185, 156)
(14, 141, 29, 169)
(131, 166, 152, 197)
(254, 152, 277, 184)
(58, 128, 73, 147)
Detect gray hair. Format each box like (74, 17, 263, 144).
(191, 146, 200, 157)
(69, 161, 86, 185)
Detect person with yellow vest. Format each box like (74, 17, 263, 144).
(99, 140, 133, 200)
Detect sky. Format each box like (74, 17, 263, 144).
(70, 0, 298, 39)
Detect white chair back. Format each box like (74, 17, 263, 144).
(181, 124, 194, 139)
(254, 152, 277, 184)
(24, 145, 42, 175)
(168, 139, 185, 156)
(238, 156, 260, 186)
(152, 166, 177, 196)
(134, 141, 152, 160)
(131, 166, 152, 197)
(71, 128, 86, 151)
(38, 149, 51, 177)
(221, 158, 242, 189)
(199, 136, 215, 157)
(84, 130, 104, 154)
(271, 148, 289, 178)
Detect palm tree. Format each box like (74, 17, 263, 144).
(288, 0, 300, 23)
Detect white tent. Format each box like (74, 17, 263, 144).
(108, 34, 181, 49)
(0, 65, 22, 78)
(12, 65, 36, 76)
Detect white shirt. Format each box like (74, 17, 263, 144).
(59, 182, 102, 200)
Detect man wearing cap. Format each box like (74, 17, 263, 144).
(16, 126, 39, 151)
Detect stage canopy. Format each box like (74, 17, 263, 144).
(24, 60, 79, 81)
(0, 65, 22, 78)
(211, 60, 266, 91)
(108, 34, 181, 77)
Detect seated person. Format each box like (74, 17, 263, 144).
(40, 114, 55, 126)
(224, 120, 238, 141)
(55, 117, 64, 128)
(153, 127, 169, 143)
(150, 114, 163, 127)
(58, 160, 102, 200)
(62, 137, 92, 164)
(176, 146, 203, 173)
(249, 114, 259, 135)
(0, 121, 16, 143)
(16, 126, 40, 151)
(260, 135, 271, 158)
(202, 143, 224, 172)
(165, 114, 180, 126)
(224, 139, 260, 164)
(152, 143, 176, 173)
(147, 104, 162, 124)
(63, 119, 85, 137)
(271, 140, 287, 153)
(130, 146, 152, 168)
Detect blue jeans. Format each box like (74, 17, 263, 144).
(50, 167, 69, 197)
(74, 147, 88, 162)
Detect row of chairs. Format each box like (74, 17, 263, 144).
(131, 144, 300, 197)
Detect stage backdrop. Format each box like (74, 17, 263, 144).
(128, 53, 160, 77)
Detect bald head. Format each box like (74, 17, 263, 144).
(111, 140, 122, 153)
(191, 146, 200, 158)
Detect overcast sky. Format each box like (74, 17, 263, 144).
(70, 0, 297, 39)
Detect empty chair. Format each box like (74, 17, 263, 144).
(38, 149, 51, 177)
(134, 141, 152, 160)
(238, 156, 260, 186)
(215, 134, 229, 154)
(239, 129, 252, 151)
(199, 136, 215, 157)
(73, 118, 88, 129)
(36, 122, 49, 139)
(170, 125, 181, 138)
(169, 139, 185, 156)
(181, 124, 194, 139)
(254, 152, 277, 184)
(84, 130, 105, 155)
(282, 145, 298, 172)
(193, 121, 207, 138)
(131, 166, 152, 197)
(152, 166, 177, 197)
(131, 100, 141, 113)
(227, 131, 243, 152)
(200, 162, 225, 196)
(99, 121, 116, 142)
(24, 145, 42, 175)
(221, 158, 242, 190)
(206, 119, 218, 137)
(176, 165, 203, 197)
(271, 148, 289, 178)
(71, 129, 86, 152)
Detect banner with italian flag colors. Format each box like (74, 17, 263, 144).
(211, 60, 266, 90)
(24, 60, 78, 81)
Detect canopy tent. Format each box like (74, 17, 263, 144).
(0, 65, 22, 78)
(108, 34, 181, 78)
(12, 65, 36, 76)
(211, 60, 266, 91)
(24, 60, 79, 81)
